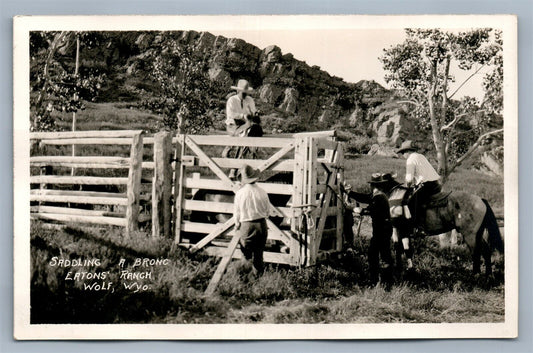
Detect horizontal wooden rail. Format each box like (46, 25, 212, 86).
(31, 212, 127, 227)
(181, 135, 293, 148)
(39, 137, 135, 146)
(30, 156, 130, 169)
(293, 130, 336, 138)
(30, 189, 128, 206)
(31, 205, 124, 217)
(30, 176, 129, 185)
(184, 177, 294, 195)
(30, 130, 143, 140)
(202, 246, 292, 265)
(184, 156, 294, 172)
(31, 189, 125, 197)
(183, 200, 292, 218)
(181, 221, 291, 246)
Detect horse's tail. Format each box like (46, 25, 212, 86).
(481, 199, 504, 253)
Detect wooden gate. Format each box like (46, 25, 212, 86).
(168, 132, 344, 267)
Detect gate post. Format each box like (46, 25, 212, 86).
(126, 132, 144, 237)
(173, 134, 185, 244)
(152, 131, 172, 237)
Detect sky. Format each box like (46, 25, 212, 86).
(210, 28, 491, 101)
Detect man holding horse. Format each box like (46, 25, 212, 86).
(233, 164, 270, 275)
(225, 79, 257, 136)
(396, 140, 442, 224)
(345, 173, 396, 286)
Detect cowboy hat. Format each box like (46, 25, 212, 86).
(396, 140, 417, 153)
(368, 172, 394, 185)
(240, 164, 260, 184)
(231, 79, 254, 93)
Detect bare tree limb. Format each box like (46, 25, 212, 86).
(440, 109, 487, 132)
(447, 128, 503, 176)
(448, 64, 486, 100)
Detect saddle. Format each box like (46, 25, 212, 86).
(424, 190, 452, 209)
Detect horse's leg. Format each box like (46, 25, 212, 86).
(391, 227, 403, 271)
(451, 193, 487, 275)
(472, 241, 482, 274)
(481, 233, 493, 276)
(402, 237, 414, 269)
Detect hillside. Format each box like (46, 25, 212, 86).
(32, 30, 503, 174)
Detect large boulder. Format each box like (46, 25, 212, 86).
(278, 87, 299, 114)
(371, 104, 419, 146)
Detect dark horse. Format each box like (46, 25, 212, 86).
(388, 184, 504, 276)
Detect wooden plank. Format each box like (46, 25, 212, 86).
(183, 200, 292, 218)
(30, 176, 128, 185)
(205, 232, 241, 295)
(185, 135, 292, 148)
(306, 138, 318, 265)
(184, 177, 293, 195)
(30, 156, 130, 168)
(202, 247, 292, 265)
(314, 146, 339, 259)
(335, 146, 345, 251)
(30, 194, 128, 206)
(31, 162, 130, 169)
(195, 157, 294, 172)
(189, 217, 235, 253)
(181, 221, 291, 246)
(39, 137, 134, 145)
(31, 189, 125, 198)
(184, 136, 239, 193)
(31, 205, 124, 217)
(30, 130, 143, 140)
(293, 130, 336, 138)
(126, 133, 143, 236)
(266, 219, 292, 247)
(173, 134, 186, 243)
(290, 137, 305, 266)
(31, 212, 127, 227)
(152, 131, 172, 238)
(256, 142, 295, 172)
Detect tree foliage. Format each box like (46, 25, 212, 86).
(133, 33, 224, 133)
(380, 28, 503, 179)
(30, 31, 106, 131)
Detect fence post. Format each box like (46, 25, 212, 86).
(126, 132, 143, 237)
(307, 137, 318, 265)
(335, 145, 344, 251)
(173, 134, 185, 244)
(291, 137, 305, 266)
(152, 131, 172, 238)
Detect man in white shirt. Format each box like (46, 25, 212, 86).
(397, 140, 442, 222)
(226, 79, 257, 135)
(233, 164, 270, 274)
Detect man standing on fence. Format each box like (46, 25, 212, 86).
(233, 164, 270, 276)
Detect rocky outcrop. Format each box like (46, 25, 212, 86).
(370, 103, 420, 147)
(153, 30, 373, 123)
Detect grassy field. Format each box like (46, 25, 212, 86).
(30, 219, 504, 324)
(30, 102, 505, 324)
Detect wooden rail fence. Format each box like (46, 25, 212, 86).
(30, 129, 345, 267)
(30, 130, 151, 236)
